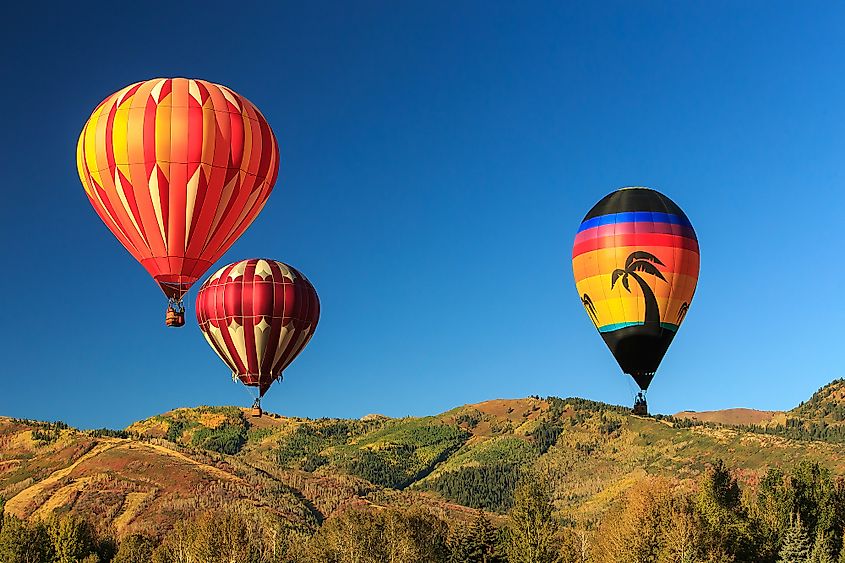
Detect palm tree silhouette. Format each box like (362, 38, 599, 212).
(677, 301, 689, 324)
(582, 293, 598, 322)
(611, 251, 667, 327)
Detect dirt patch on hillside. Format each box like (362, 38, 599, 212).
(674, 408, 780, 426)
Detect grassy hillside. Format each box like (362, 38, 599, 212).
(5, 381, 845, 538)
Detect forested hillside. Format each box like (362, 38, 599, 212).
(4, 381, 845, 561)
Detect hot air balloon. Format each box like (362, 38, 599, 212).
(572, 187, 699, 414)
(76, 78, 279, 327)
(195, 259, 320, 416)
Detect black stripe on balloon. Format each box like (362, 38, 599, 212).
(583, 187, 690, 222)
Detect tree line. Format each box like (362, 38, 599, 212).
(5, 459, 845, 562)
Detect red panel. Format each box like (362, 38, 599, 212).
(159, 79, 172, 102)
(187, 95, 204, 175)
(574, 222, 698, 245)
(572, 233, 700, 259)
(186, 168, 209, 249)
(243, 311, 259, 377)
(253, 280, 274, 317)
(104, 99, 118, 171)
(166, 162, 188, 258)
(115, 168, 148, 243)
(228, 109, 244, 169)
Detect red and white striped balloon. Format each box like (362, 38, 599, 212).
(195, 259, 320, 397)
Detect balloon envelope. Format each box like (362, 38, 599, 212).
(572, 187, 699, 390)
(195, 259, 320, 397)
(76, 78, 279, 301)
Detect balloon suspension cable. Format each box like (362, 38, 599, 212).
(234, 372, 261, 406)
(167, 297, 185, 313)
(624, 375, 640, 402)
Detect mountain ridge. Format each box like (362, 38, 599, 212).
(3, 379, 845, 539)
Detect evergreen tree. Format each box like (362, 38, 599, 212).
(505, 478, 559, 563)
(755, 467, 794, 560)
(464, 511, 502, 563)
(779, 515, 811, 563)
(697, 459, 755, 560)
(705, 459, 741, 508)
(449, 527, 474, 563)
(788, 462, 842, 545)
(837, 531, 845, 563)
(755, 461, 845, 561)
(810, 530, 835, 563)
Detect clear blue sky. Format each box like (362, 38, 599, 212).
(2, 2, 843, 428)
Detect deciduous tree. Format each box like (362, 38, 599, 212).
(48, 514, 98, 563)
(0, 516, 54, 563)
(592, 476, 671, 563)
(505, 477, 559, 563)
(114, 534, 155, 563)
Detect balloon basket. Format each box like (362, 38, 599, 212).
(165, 301, 185, 328)
(632, 392, 648, 416)
(251, 399, 263, 418)
(165, 310, 185, 327)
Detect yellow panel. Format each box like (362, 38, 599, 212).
(83, 103, 108, 187)
(664, 298, 693, 327)
(576, 269, 697, 327)
(576, 272, 697, 300)
(583, 295, 694, 328)
(111, 105, 131, 173)
(574, 279, 599, 328)
(76, 130, 90, 195)
(573, 246, 698, 279)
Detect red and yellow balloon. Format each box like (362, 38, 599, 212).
(76, 78, 279, 324)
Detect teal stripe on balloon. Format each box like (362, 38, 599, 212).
(598, 322, 679, 333)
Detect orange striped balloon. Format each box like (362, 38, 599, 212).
(76, 78, 279, 303)
(572, 187, 700, 391)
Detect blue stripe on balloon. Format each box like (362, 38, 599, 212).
(598, 321, 680, 333)
(577, 212, 692, 233)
